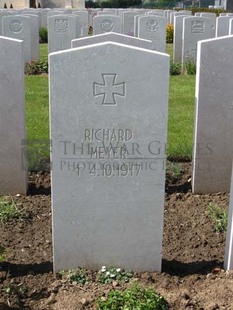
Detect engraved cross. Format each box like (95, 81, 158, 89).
(93, 74, 126, 105)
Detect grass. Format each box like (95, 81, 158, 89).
(25, 44, 195, 165)
(167, 75, 195, 159)
(207, 203, 228, 233)
(0, 197, 26, 222)
(39, 43, 48, 61)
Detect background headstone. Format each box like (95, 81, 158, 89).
(93, 15, 121, 35)
(138, 15, 166, 52)
(48, 14, 77, 53)
(0, 36, 27, 195)
(2, 15, 31, 63)
(224, 163, 233, 270)
(182, 16, 212, 66)
(71, 32, 152, 49)
(192, 35, 233, 193)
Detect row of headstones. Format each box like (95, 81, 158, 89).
(0, 8, 179, 59)
(173, 13, 233, 64)
(1, 31, 233, 272)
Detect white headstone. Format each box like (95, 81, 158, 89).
(173, 15, 189, 63)
(200, 13, 216, 37)
(23, 14, 39, 61)
(48, 14, 78, 53)
(72, 10, 89, 37)
(71, 32, 152, 49)
(216, 16, 232, 37)
(0, 36, 27, 195)
(224, 163, 233, 270)
(93, 15, 121, 35)
(50, 42, 169, 272)
(122, 11, 137, 36)
(229, 18, 233, 34)
(2, 15, 31, 63)
(182, 16, 212, 66)
(192, 35, 233, 193)
(138, 15, 166, 52)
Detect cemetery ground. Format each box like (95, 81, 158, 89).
(1, 44, 233, 310)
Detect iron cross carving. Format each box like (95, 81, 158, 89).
(93, 74, 126, 105)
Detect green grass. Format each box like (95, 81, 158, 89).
(167, 75, 195, 159)
(25, 44, 196, 166)
(0, 197, 26, 222)
(39, 43, 48, 61)
(207, 203, 228, 233)
(166, 43, 173, 59)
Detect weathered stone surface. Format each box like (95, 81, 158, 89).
(0, 36, 27, 195)
(50, 42, 169, 272)
(192, 35, 233, 193)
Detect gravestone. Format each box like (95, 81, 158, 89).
(71, 32, 152, 49)
(182, 16, 212, 66)
(216, 16, 232, 37)
(93, 15, 121, 35)
(50, 41, 169, 272)
(200, 13, 216, 37)
(48, 14, 78, 53)
(0, 36, 27, 195)
(122, 11, 137, 36)
(72, 10, 89, 37)
(229, 18, 233, 34)
(173, 15, 189, 63)
(192, 35, 233, 194)
(138, 15, 166, 52)
(23, 14, 39, 61)
(224, 164, 233, 270)
(2, 15, 31, 63)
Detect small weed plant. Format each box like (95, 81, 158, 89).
(0, 197, 26, 222)
(25, 59, 48, 75)
(59, 268, 89, 285)
(2, 280, 27, 296)
(97, 266, 133, 284)
(0, 245, 6, 262)
(170, 62, 182, 75)
(184, 61, 196, 75)
(208, 203, 228, 233)
(96, 284, 169, 310)
(170, 62, 182, 76)
(166, 161, 183, 182)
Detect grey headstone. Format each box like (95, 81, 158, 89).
(122, 11, 137, 36)
(200, 12, 216, 37)
(48, 14, 78, 53)
(229, 18, 233, 34)
(72, 10, 89, 37)
(93, 15, 121, 35)
(182, 16, 212, 66)
(192, 35, 233, 193)
(138, 15, 166, 52)
(216, 16, 232, 37)
(71, 32, 153, 50)
(0, 36, 27, 195)
(224, 163, 233, 270)
(50, 42, 169, 272)
(23, 14, 39, 61)
(2, 15, 31, 63)
(173, 15, 189, 63)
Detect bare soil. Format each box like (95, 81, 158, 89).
(1, 163, 233, 310)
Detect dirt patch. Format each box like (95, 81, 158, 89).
(0, 163, 232, 310)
